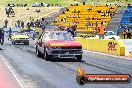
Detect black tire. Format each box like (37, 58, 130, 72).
(76, 55, 82, 61)
(76, 75, 86, 85)
(36, 46, 41, 57)
(43, 48, 50, 61)
(12, 41, 15, 45)
(12, 41, 13, 44)
(1, 42, 3, 45)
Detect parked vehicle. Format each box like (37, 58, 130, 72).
(96, 31, 120, 39)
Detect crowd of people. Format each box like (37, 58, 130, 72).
(59, 21, 107, 39)
(6, 4, 27, 7)
(1, 2, 132, 44)
(32, 2, 61, 7)
(4, 17, 48, 32)
(25, 17, 48, 32)
(54, 4, 116, 32)
(1, 16, 49, 42)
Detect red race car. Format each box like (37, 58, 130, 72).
(35, 30, 83, 61)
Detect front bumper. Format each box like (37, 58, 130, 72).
(14, 40, 29, 43)
(47, 49, 83, 58)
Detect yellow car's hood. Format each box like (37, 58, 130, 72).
(13, 35, 29, 39)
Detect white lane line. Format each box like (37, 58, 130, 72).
(83, 50, 132, 61)
(0, 55, 28, 88)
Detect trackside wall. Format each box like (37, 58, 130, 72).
(75, 37, 125, 56)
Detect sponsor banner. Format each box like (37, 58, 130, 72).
(76, 74, 131, 85)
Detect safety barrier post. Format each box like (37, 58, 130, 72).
(129, 52, 132, 58)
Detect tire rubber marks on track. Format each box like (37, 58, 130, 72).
(12, 44, 124, 74)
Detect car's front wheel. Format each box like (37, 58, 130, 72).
(76, 55, 82, 61)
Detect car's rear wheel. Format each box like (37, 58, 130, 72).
(36, 46, 41, 57)
(76, 55, 82, 61)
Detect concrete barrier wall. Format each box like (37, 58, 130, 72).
(75, 37, 125, 56)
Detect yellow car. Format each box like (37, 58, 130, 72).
(11, 33, 29, 45)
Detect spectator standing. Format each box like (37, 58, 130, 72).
(40, 18, 46, 27)
(123, 30, 127, 39)
(27, 22, 31, 29)
(8, 28, 12, 40)
(42, 25, 46, 33)
(17, 20, 20, 28)
(71, 23, 77, 37)
(1, 28, 4, 45)
(40, 18, 47, 31)
(10, 7, 15, 17)
(0, 28, 4, 45)
(35, 19, 39, 27)
(82, 0, 86, 5)
(30, 21, 34, 27)
(103, 21, 107, 27)
(5, 5, 10, 17)
(77, 10, 80, 18)
(4, 19, 8, 28)
(127, 29, 131, 39)
(21, 21, 24, 29)
(98, 22, 106, 39)
(95, 21, 98, 30)
(32, 29, 37, 40)
(0, 29, 2, 44)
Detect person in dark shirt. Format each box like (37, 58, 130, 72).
(0, 28, 2, 44)
(83, 2, 85, 5)
(8, 28, 12, 40)
(21, 21, 24, 29)
(123, 30, 127, 39)
(0, 28, 4, 45)
(71, 24, 77, 37)
(127, 29, 131, 39)
(27, 22, 31, 29)
(17, 20, 20, 28)
(4, 19, 8, 28)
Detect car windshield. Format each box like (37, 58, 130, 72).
(43, 31, 74, 41)
(105, 31, 117, 36)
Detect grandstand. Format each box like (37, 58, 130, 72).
(54, 5, 118, 33)
(118, 5, 132, 32)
